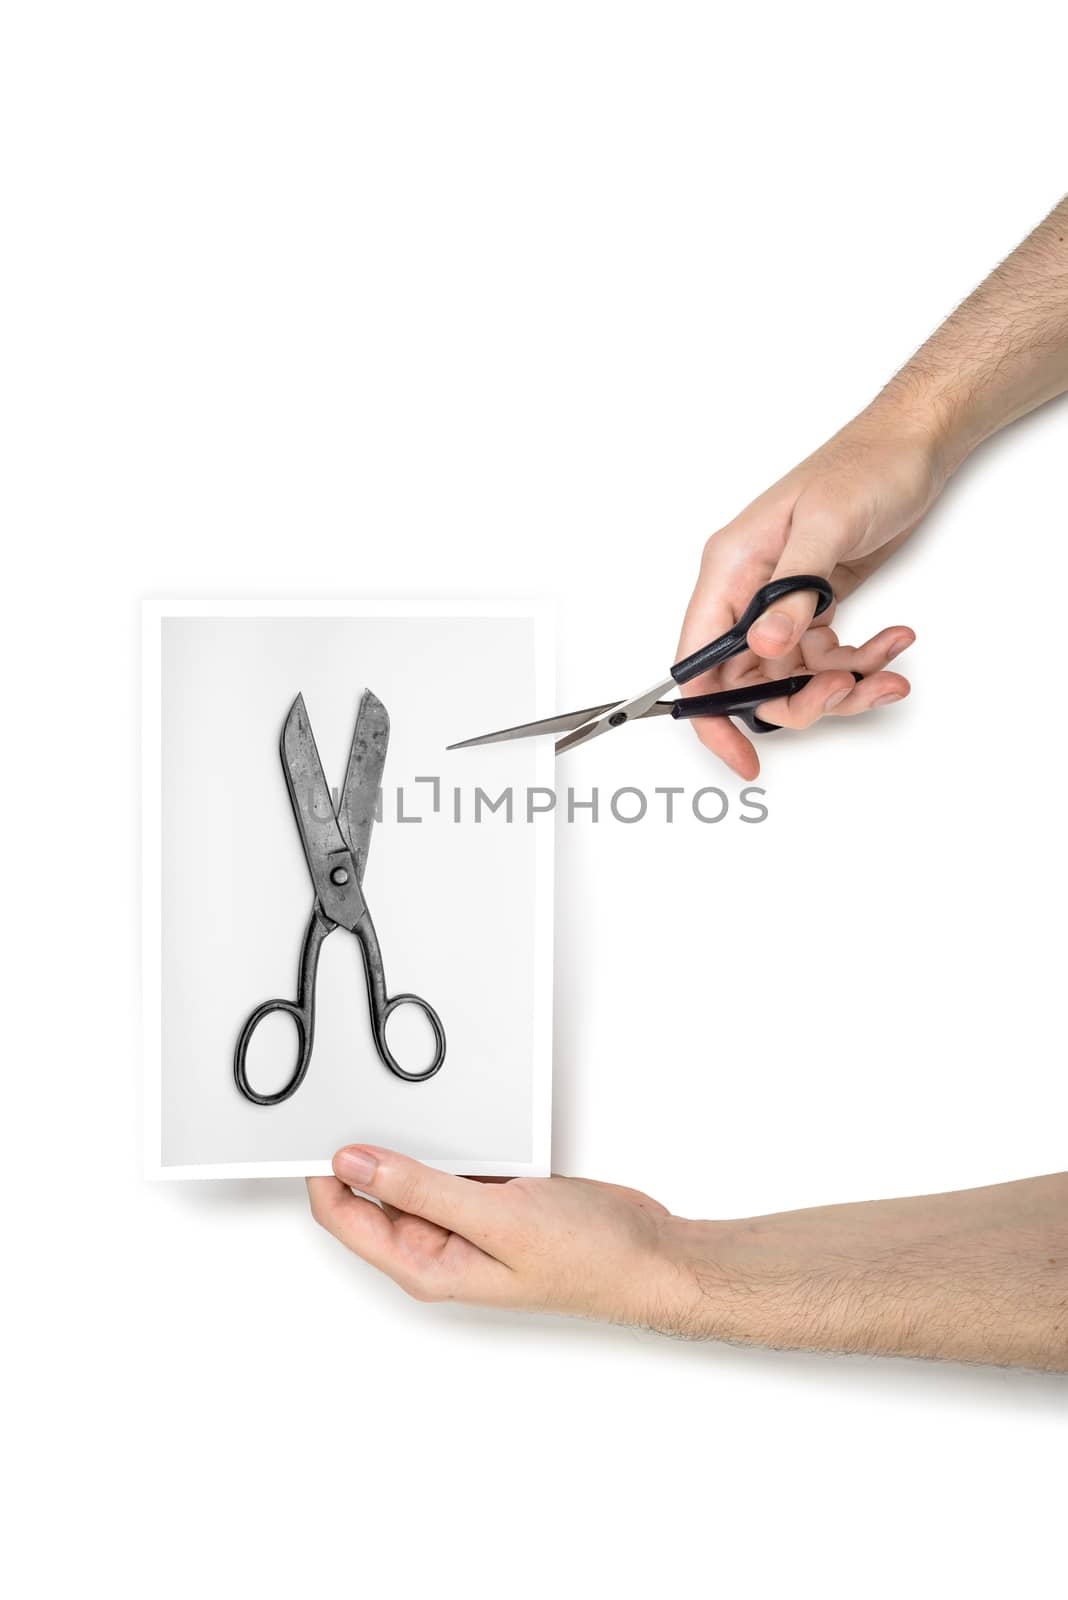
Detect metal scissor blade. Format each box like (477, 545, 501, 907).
(554, 675, 678, 755)
(338, 688, 389, 880)
(447, 699, 676, 750)
(281, 694, 366, 930)
(448, 702, 619, 749)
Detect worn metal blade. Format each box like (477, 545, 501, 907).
(339, 688, 389, 880)
(447, 698, 675, 751)
(554, 675, 677, 755)
(281, 694, 366, 930)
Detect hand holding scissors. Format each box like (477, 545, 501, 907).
(235, 690, 445, 1106)
(449, 576, 910, 755)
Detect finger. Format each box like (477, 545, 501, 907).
(675, 573, 736, 679)
(747, 572, 832, 659)
(689, 711, 761, 780)
(719, 644, 804, 689)
(378, 1200, 447, 1232)
(752, 670, 858, 730)
(747, 494, 864, 659)
(307, 1176, 400, 1272)
(802, 624, 915, 676)
(331, 1145, 506, 1251)
(793, 623, 840, 666)
(756, 670, 910, 728)
(819, 670, 910, 716)
(375, 1203, 489, 1273)
(676, 538, 784, 689)
(676, 564, 762, 777)
(307, 1177, 510, 1304)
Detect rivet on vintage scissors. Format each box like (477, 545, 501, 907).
(448, 576, 848, 755)
(235, 689, 446, 1106)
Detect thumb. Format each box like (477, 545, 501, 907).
(747, 497, 858, 658)
(332, 1144, 498, 1245)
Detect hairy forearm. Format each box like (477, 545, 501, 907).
(664, 1174, 1068, 1370)
(873, 197, 1068, 472)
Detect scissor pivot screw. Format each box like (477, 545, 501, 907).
(330, 866, 350, 886)
(608, 711, 627, 727)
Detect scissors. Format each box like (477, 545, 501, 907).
(235, 689, 446, 1105)
(448, 576, 841, 755)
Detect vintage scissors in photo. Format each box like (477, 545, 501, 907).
(235, 690, 446, 1105)
(449, 575, 842, 755)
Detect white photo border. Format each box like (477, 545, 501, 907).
(142, 596, 555, 1181)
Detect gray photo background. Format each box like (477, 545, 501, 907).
(160, 614, 542, 1170)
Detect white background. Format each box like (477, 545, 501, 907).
(152, 608, 550, 1174)
(4, 3, 1065, 1597)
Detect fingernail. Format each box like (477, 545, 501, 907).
(886, 639, 910, 661)
(754, 611, 795, 651)
(335, 1147, 378, 1187)
(873, 692, 903, 708)
(824, 687, 851, 711)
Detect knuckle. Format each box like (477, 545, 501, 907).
(700, 527, 727, 564)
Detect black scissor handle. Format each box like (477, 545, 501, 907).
(673, 669, 862, 735)
(356, 909, 446, 1082)
(234, 906, 332, 1105)
(670, 575, 834, 687)
(671, 673, 814, 723)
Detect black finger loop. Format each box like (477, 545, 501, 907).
(740, 668, 864, 735)
(670, 575, 834, 686)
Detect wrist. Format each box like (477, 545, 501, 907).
(656, 1213, 883, 1353)
(859, 381, 962, 487)
(867, 367, 987, 480)
(652, 1215, 785, 1343)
